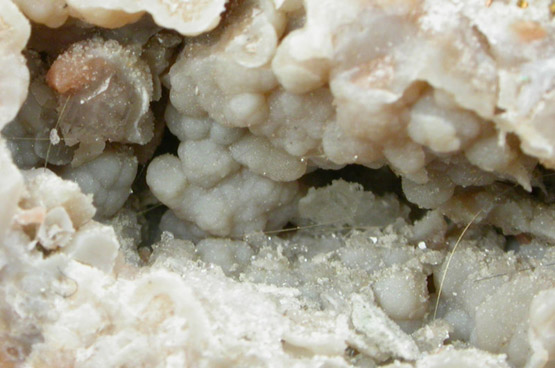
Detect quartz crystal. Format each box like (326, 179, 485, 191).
(0, 0, 554, 367)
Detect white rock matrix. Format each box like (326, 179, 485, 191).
(0, 0, 554, 367)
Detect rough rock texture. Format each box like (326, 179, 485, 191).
(154, 0, 555, 237)
(61, 148, 138, 218)
(46, 38, 155, 159)
(1, 0, 555, 367)
(12, 0, 227, 35)
(2, 162, 554, 367)
(147, 106, 300, 237)
(0, 0, 30, 130)
(3, 16, 180, 216)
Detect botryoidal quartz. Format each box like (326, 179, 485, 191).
(0, 0, 554, 367)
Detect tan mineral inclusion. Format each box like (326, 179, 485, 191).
(0, 0, 554, 367)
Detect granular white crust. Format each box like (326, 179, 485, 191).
(13, 0, 227, 35)
(1, 1, 555, 367)
(0, 0, 30, 131)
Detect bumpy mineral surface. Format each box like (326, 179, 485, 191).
(1, 0, 555, 367)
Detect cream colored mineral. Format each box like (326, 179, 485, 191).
(1, 0, 555, 367)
